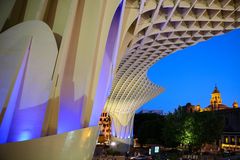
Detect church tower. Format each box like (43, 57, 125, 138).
(210, 85, 222, 109)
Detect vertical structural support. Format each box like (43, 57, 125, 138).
(48, 0, 122, 134)
(0, 42, 31, 143)
(89, 0, 125, 127)
(110, 113, 134, 153)
(41, 0, 82, 136)
(23, 0, 49, 21)
(111, 113, 134, 140)
(56, 0, 86, 134)
(0, 0, 16, 31)
(0, 21, 58, 143)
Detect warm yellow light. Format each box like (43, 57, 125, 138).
(225, 137, 229, 143)
(87, 131, 91, 138)
(222, 143, 240, 149)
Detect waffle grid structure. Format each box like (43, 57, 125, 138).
(105, 0, 240, 127)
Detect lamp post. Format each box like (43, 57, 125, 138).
(111, 141, 116, 147)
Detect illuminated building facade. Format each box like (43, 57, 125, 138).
(221, 132, 240, 151)
(219, 108, 240, 151)
(186, 104, 202, 113)
(188, 86, 238, 112)
(98, 112, 111, 144)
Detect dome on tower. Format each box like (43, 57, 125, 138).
(233, 101, 238, 108)
(212, 86, 220, 94)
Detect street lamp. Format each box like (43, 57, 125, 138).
(110, 141, 116, 147)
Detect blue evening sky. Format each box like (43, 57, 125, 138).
(139, 29, 240, 113)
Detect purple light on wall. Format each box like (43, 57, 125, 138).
(120, 126, 125, 139)
(111, 119, 116, 137)
(7, 101, 48, 142)
(2, 36, 56, 142)
(0, 43, 30, 143)
(57, 3, 84, 133)
(111, 115, 134, 139)
(17, 131, 31, 141)
(89, 0, 125, 126)
(6, 38, 50, 142)
(58, 0, 125, 133)
(57, 95, 83, 133)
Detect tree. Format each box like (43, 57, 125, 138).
(162, 113, 181, 147)
(134, 113, 165, 146)
(162, 105, 224, 151)
(176, 110, 224, 151)
(134, 105, 224, 151)
(195, 111, 224, 146)
(138, 119, 163, 145)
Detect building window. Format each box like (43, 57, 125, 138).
(225, 137, 229, 143)
(231, 137, 235, 143)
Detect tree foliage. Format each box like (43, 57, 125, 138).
(134, 105, 224, 149)
(134, 113, 165, 145)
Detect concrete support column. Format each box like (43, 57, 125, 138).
(0, 0, 16, 30)
(42, 0, 122, 135)
(111, 113, 134, 140)
(24, 0, 49, 21)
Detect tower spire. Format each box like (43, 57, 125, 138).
(210, 85, 222, 109)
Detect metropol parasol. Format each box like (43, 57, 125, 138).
(0, 0, 239, 159)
